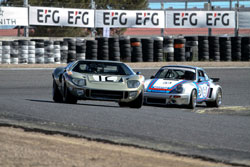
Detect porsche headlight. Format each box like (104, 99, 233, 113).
(72, 78, 86, 87)
(175, 84, 183, 93)
(127, 80, 140, 88)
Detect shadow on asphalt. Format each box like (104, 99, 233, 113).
(26, 99, 121, 109)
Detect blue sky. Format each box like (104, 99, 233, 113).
(149, 1, 250, 9)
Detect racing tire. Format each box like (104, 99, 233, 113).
(188, 89, 197, 109)
(129, 92, 143, 109)
(62, 79, 77, 104)
(206, 88, 222, 108)
(53, 79, 63, 103)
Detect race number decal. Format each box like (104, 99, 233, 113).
(93, 75, 117, 82)
(198, 83, 209, 99)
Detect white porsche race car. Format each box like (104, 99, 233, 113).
(144, 65, 222, 109)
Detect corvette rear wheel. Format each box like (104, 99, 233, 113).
(206, 88, 222, 107)
(53, 80, 63, 103)
(188, 89, 197, 109)
(62, 79, 77, 104)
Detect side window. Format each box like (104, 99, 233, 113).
(198, 70, 208, 81)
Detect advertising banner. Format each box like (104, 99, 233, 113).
(29, 6, 94, 27)
(0, 7, 28, 26)
(239, 12, 250, 28)
(166, 11, 235, 28)
(95, 10, 165, 28)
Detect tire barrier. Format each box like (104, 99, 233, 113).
(174, 38, 186, 62)
(44, 40, 54, 64)
(198, 36, 209, 61)
(241, 37, 250, 61)
(2, 41, 11, 64)
(219, 37, 232, 61)
(231, 37, 241, 61)
(86, 40, 98, 60)
(163, 37, 174, 62)
(209, 36, 220, 62)
(76, 38, 86, 61)
(96, 37, 109, 60)
(1, 36, 250, 64)
(131, 38, 143, 62)
(60, 41, 68, 64)
(119, 37, 131, 62)
(65, 38, 76, 63)
(33, 39, 45, 64)
(154, 37, 164, 62)
(28, 41, 36, 64)
(11, 41, 19, 64)
(141, 38, 154, 62)
(108, 37, 120, 61)
(185, 36, 198, 61)
(18, 40, 29, 64)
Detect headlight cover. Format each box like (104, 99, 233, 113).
(127, 80, 140, 88)
(171, 84, 183, 93)
(72, 78, 86, 87)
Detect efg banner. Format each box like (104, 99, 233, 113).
(95, 10, 165, 28)
(29, 6, 94, 27)
(239, 12, 250, 28)
(166, 11, 235, 28)
(0, 7, 28, 26)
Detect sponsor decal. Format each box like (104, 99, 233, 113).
(167, 11, 235, 28)
(29, 6, 94, 27)
(147, 79, 187, 93)
(96, 10, 164, 28)
(0, 7, 28, 26)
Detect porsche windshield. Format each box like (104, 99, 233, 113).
(72, 62, 133, 75)
(155, 68, 196, 80)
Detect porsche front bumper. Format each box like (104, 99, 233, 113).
(144, 92, 190, 105)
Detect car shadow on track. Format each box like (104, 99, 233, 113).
(26, 99, 120, 109)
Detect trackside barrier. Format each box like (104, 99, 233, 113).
(0, 36, 250, 64)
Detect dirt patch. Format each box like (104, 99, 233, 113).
(1, 62, 250, 69)
(0, 127, 230, 167)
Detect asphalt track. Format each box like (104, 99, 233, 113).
(0, 68, 250, 166)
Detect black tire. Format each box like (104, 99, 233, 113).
(128, 92, 143, 109)
(62, 78, 77, 104)
(53, 79, 63, 103)
(188, 89, 197, 109)
(206, 88, 222, 107)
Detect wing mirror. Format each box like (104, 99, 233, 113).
(198, 77, 205, 82)
(150, 76, 155, 79)
(136, 72, 141, 75)
(211, 78, 220, 82)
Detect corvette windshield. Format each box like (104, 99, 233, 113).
(156, 68, 196, 80)
(72, 62, 133, 75)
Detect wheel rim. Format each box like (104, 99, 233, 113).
(217, 90, 222, 106)
(192, 90, 197, 107)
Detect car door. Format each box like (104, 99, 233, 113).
(197, 70, 210, 101)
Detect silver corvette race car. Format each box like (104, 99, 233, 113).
(52, 60, 144, 108)
(144, 65, 222, 109)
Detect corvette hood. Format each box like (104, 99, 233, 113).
(145, 79, 187, 93)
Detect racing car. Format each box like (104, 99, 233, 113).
(52, 60, 144, 108)
(144, 65, 222, 109)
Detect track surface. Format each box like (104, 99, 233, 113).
(0, 68, 250, 166)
